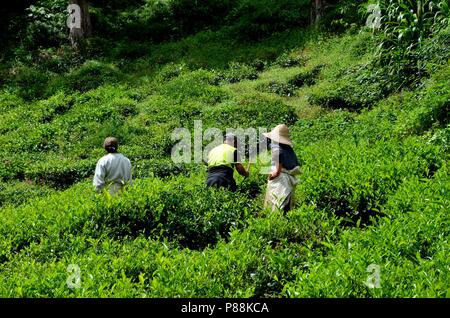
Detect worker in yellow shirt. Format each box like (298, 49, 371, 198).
(206, 133, 249, 192)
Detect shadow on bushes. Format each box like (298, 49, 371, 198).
(81, 181, 261, 250)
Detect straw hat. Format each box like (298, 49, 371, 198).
(263, 124, 293, 147)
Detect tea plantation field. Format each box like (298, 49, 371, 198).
(0, 0, 449, 297)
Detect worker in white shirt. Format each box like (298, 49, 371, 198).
(93, 137, 132, 195)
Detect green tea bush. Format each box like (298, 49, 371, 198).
(428, 124, 450, 152)
(0, 92, 24, 112)
(210, 62, 259, 85)
(32, 46, 86, 74)
(107, 41, 154, 60)
(135, 95, 202, 126)
(306, 65, 389, 111)
(0, 181, 55, 207)
(35, 92, 76, 123)
(0, 105, 28, 135)
(296, 138, 443, 225)
(132, 158, 191, 179)
(6, 66, 52, 101)
(0, 183, 95, 262)
(48, 60, 125, 94)
(288, 65, 322, 87)
(24, 158, 96, 189)
(325, 0, 368, 32)
(274, 51, 306, 68)
(0, 204, 339, 297)
(81, 176, 260, 249)
(256, 81, 297, 97)
(416, 26, 450, 76)
(293, 109, 356, 144)
(1, 124, 59, 154)
(104, 0, 237, 42)
(227, 0, 310, 41)
(0, 148, 39, 183)
(202, 94, 298, 128)
(296, 60, 450, 145)
(153, 62, 190, 82)
(393, 64, 450, 136)
(283, 165, 450, 297)
(0, 175, 261, 261)
(157, 69, 229, 104)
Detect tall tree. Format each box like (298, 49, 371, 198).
(310, 0, 323, 25)
(68, 0, 91, 50)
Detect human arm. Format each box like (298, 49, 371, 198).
(235, 163, 249, 177)
(127, 158, 133, 186)
(93, 160, 106, 192)
(268, 145, 282, 180)
(269, 162, 282, 180)
(233, 149, 249, 177)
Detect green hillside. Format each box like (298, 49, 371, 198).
(0, 0, 449, 297)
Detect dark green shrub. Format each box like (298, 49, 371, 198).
(48, 60, 125, 94)
(154, 62, 189, 82)
(374, 0, 450, 88)
(100, 0, 237, 42)
(210, 62, 258, 85)
(7, 66, 52, 101)
(21, 0, 67, 50)
(283, 165, 450, 297)
(288, 65, 322, 87)
(2, 124, 59, 154)
(307, 65, 389, 111)
(0, 157, 28, 182)
(132, 158, 191, 179)
(256, 81, 297, 97)
(33, 46, 86, 74)
(324, 0, 368, 32)
(24, 159, 96, 189)
(274, 52, 306, 68)
(227, 0, 310, 41)
(36, 92, 76, 123)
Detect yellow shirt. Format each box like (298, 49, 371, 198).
(207, 144, 238, 168)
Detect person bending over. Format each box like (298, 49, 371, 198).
(206, 133, 249, 192)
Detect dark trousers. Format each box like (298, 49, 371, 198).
(206, 166, 237, 192)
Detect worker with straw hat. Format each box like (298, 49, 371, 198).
(93, 137, 132, 195)
(205, 133, 249, 192)
(263, 124, 300, 212)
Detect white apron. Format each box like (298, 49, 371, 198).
(264, 167, 300, 211)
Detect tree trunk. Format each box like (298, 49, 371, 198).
(68, 0, 91, 51)
(310, 0, 323, 26)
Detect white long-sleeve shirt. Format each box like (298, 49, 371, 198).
(93, 153, 132, 194)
